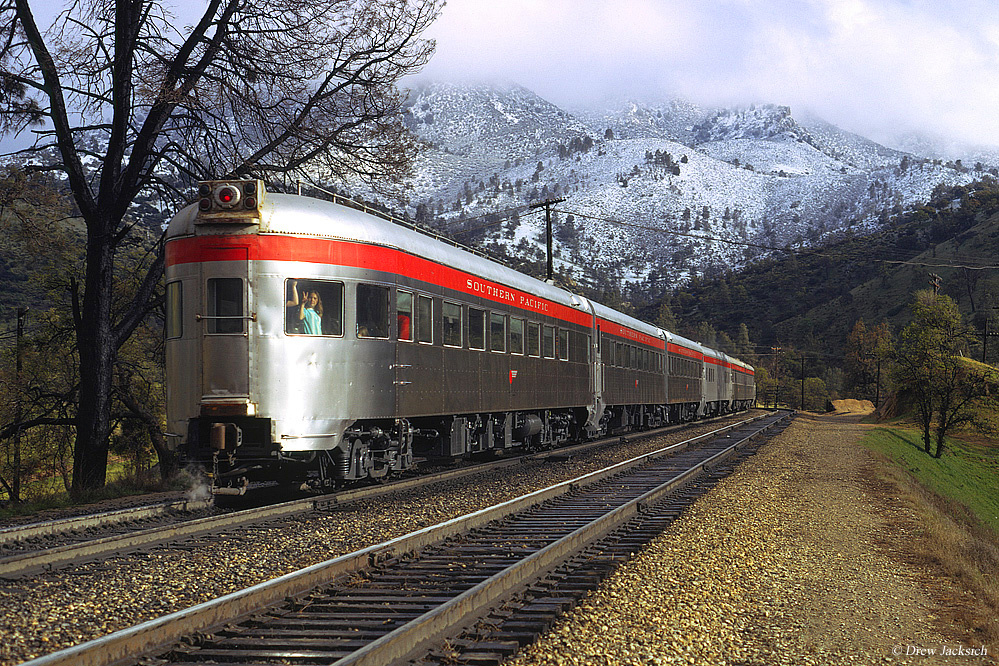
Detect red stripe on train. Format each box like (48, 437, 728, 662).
(597, 318, 665, 350)
(166, 235, 593, 326)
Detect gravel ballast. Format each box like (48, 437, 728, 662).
(0, 416, 751, 666)
(507, 412, 996, 666)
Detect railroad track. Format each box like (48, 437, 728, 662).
(22, 410, 792, 666)
(0, 412, 761, 579)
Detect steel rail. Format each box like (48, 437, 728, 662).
(19, 411, 787, 666)
(334, 414, 786, 666)
(0, 499, 211, 547)
(0, 412, 761, 578)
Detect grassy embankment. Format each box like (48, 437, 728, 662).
(861, 425, 999, 643)
(0, 456, 162, 520)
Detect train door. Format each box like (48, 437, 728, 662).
(200, 249, 251, 402)
(394, 289, 443, 416)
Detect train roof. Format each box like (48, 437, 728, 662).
(168, 190, 751, 369)
(168, 193, 647, 331)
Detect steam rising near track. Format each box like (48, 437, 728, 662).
(177, 465, 213, 503)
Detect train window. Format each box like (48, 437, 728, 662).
(397, 290, 414, 342)
(207, 278, 243, 334)
(558, 329, 569, 361)
(469, 308, 486, 350)
(357, 283, 389, 338)
(527, 321, 541, 357)
(567, 331, 588, 363)
(166, 281, 182, 339)
(285, 279, 344, 336)
(417, 295, 433, 344)
(443, 301, 462, 347)
(542, 325, 555, 359)
(510, 317, 525, 355)
(490, 313, 506, 352)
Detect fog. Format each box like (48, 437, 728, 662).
(4, 0, 998, 153)
(411, 0, 999, 149)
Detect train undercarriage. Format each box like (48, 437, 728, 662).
(182, 399, 747, 495)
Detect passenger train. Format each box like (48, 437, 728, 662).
(165, 180, 755, 493)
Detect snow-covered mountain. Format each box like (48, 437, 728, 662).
(385, 81, 988, 292)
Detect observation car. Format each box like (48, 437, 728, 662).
(164, 180, 755, 493)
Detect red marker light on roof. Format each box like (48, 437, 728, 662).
(214, 184, 241, 209)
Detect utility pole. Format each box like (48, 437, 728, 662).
(530, 198, 565, 284)
(982, 307, 999, 364)
(875, 356, 881, 410)
(800, 352, 806, 411)
(929, 272, 942, 296)
(13, 308, 26, 504)
(771, 345, 782, 409)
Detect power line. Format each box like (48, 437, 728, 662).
(425, 193, 999, 274)
(555, 209, 786, 254)
(885, 259, 999, 271)
(557, 208, 999, 271)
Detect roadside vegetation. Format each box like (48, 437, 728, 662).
(0, 0, 442, 502)
(861, 426, 999, 644)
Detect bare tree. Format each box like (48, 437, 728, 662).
(0, 0, 440, 495)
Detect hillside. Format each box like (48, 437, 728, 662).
(665, 179, 999, 360)
(381, 81, 988, 295)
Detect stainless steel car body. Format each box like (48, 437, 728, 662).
(165, 181, 756, 488)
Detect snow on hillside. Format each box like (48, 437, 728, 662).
(404, 81, 590, 161)
(692, 105, 816, 147)
(570, 98, 707, 143)
(378, 81, 983, 292)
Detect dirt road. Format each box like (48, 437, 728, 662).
(509, 412, 996, 666)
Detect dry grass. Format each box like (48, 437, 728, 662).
(866, 450, 999, 645)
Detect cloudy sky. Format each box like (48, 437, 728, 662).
(413, 0, 999, 149)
